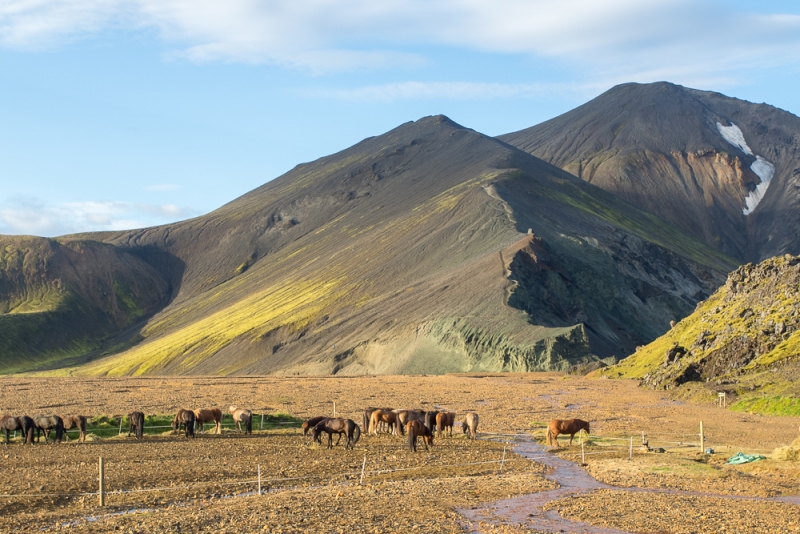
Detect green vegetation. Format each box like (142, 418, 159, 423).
(730, 396, 800, 417)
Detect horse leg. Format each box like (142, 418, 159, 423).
(568, 433, 574, 446)
(327, 432, 333, 450)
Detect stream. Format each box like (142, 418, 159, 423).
(460, 435, 800, 533)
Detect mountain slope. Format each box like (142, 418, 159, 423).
(500, 82, 800, 262)
(603, 254, 800, 415)
(2, 116, 734, 375)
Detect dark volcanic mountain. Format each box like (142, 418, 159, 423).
(500, 82, 800, 262)
(0, 115, 734, 375)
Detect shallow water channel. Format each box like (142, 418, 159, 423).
(460, 435, 800, 533)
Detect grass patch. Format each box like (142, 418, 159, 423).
(730, 396, 800, 417)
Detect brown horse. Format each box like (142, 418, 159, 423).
(394, 410, 425, 436)
(363, 407, 394, 435)
(369, 410, 397, 435)
(424, 410, 439, 433)
(407, 420, 434, 452)
(229, 406, 253, 434)
(128, 411, 145, 439)
(302, 416, 329, 437)
(193, 408, 222, 434)
(546, 419, 590, 447)
(0, 415, 35, 445)
(461, 412, 479, 439)
(172, 409, 195, 438)
(435, 412, 456, 438)
(33, 415, 65, 444)
(61, 415, 88, 442)
(312, 418, 361, 450)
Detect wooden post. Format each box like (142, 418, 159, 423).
(641, 430, 645, 445)
(700, 421, 704, 453)
(629, 436, 633, 460)
(118, 417, 123, 436)
(579, 429, 582, 445)
(499, 444, 506, 474)
(359, 455, 367, 485)
(260, 414, 264, 431)
(581, 441, 585, 465)
(333, 402, 336, 418)
(98, 457, 105, 506)
(258, 464, 262, 495)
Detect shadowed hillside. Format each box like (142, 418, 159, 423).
(2, 116, 735, 375)
(500, 82, 800, 262)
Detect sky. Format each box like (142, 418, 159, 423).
(1, 0, 799, 237)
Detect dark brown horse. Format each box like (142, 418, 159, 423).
(461, 412, 479, 439)
(61, 415, 88, 442)
(302, 416, 329, 437)
(311, 418, 361, 450)
(128, 411, 145, 439)
(394, 410, 425, 436)
(435, 412, 456, 438)
(193, 408, 222, 434)
(547, 419, 590, 447)
(33, 415, 64, 444)
(0, 415, 35, 445)
(424, 410, 439, 433)
(407, 420, 434, 452)
(172, 409, 196, 438)
(229, 406, 253, 434)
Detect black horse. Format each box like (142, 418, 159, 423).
(172, 409, 195, 438)
(423, 410, 439, 433)
(128, 411, 145, 439)
(33, 415, 65, 443)
(312, 418, 361, 450)
(0, 415, 35, 445)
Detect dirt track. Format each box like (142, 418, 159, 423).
(0, 373, 798, 532)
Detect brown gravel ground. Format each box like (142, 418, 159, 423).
(0, 373, 798, 533)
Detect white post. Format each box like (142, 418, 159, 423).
(641, 430, 645, 445)
(581, 441, 585, 465)
(258, 464, 262, 495)
(359, 455, 367, 485)
(260, 414, 264, 431)
(499, 445, 506, 474)
(700, 421, 704, 453)
(118, 417, 123, 436)
(333, 402, 336, 418)
(629, 436, 633, 460)
(579, 429, 583, 445)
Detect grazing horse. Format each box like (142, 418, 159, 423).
(363, 407, 393, 435)
(369, 410, 397, 435)
(302, 416, 329, 437)
(546, 419, 590, 447)
(193, 408, 222, 435)
(406, 420, 434, 452)
(128, 411, 145, 439)
(61, 415, 88, 442)
(394, 410, 425, 436)
(461, 412, 479, 439)
(33, 415, 65, 444)
(229, 406, 253, 434)
(424, 410, 439, 433)
(311, 418, 361, 450)
(435, 412, 456, 438)
(172, 409, 196, 438)
(0, 415, 35, 445)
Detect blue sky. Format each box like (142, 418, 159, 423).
(1, 0, 799, 237)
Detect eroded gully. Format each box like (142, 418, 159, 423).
(459, 435, 800, 534)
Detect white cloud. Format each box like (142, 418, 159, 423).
(1, 0, 799, 79)
(0, 197, 199, 237)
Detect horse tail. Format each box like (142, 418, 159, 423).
(546, 428, 552, 447)
(246, 414, 252, 434)
(352, 424, 361, 448)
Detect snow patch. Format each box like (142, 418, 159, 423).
(716, 121, 775, 216)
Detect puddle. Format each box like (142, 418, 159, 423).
(460, 435, 800, 533)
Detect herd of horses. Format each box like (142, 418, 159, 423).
(2, 404, 589, 452)
(301, 407, 481, 452)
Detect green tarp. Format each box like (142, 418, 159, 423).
(726, 452, 767, 465)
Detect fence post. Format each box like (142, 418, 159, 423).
(98, 457, 105, 506)
(258, 464, 262, 495)
(629, 437, 632, 460)
(333, 402, 336, 418)
(260, 414, 264, 431)
(499, 444, 506, 475)
(118, 417, 123, 436)
(359, 455, 367, 485)
(581, 441, 585, 465)
(579, 429, 582, 445)
(641, 430, 645, 445)
(700, 421, 704, 453)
